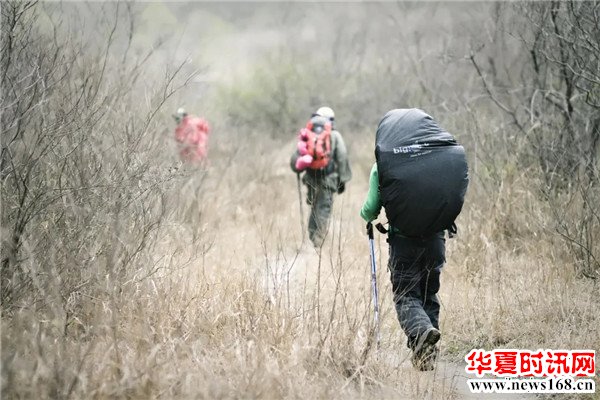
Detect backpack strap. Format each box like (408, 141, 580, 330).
(383, 222, 453, 240)
(447, 222, 458, 239)
(375, 223, 388, 234)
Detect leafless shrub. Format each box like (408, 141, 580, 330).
(1, 2, 206, 394)
(469, 1, 600, 277)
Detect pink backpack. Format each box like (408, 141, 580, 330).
(175, 116, 210, 162)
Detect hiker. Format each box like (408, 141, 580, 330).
(291, 106, 352, 247)
(360, 109, 468, 371)
(173, 108, 211, 164)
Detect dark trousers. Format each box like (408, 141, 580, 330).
(387, 232, 446, 350)
(306, 185, 333, 247)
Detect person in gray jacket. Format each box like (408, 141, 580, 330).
(291, 107, 352, 247)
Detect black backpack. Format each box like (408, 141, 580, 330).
(375, 109, 469, 237)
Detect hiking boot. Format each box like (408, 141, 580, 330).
(415, 344, 440, 371)
(411, 327, 441, 371)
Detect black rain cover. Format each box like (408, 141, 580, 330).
(375, 109, 469, 237)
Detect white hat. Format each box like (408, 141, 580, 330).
(315, 106, 335, 121)
(173, 107, 188, 123)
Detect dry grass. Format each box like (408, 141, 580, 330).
(4, 133, 598, 399)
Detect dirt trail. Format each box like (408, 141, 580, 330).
(261, 242, 536, 399)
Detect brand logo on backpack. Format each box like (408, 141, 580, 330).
(393, 144, 427, 154)
(303, 120, 332, 170)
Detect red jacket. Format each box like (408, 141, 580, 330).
(175, 116, 210, 162)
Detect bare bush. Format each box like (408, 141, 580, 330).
(3, 1, 162, 305)
(469, 1, 600, 277)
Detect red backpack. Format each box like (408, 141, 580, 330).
(304, 119, 332, 170)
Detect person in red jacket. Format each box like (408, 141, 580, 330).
(173, 108, 210, 163)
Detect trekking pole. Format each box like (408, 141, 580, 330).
(367, 222, 381, 350)
(296, 173, 306, 241)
